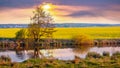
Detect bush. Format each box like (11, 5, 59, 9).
(72, 34, 93, 53)
(103, 52, 110, 57)
(111, 51, 120, 60)
(86, 52, 102, 59)
(72, 34, 93, 48)
(0, 55, 11, 62)
(112, 51, 120, 56)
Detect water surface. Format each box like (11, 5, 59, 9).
(0, 47, 120, 62)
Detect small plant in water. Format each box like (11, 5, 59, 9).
(86, 52, 102, 59)
(103, 51, 110, 57)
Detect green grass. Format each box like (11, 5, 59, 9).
(0, 26, 120, 39)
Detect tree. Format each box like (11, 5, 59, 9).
(27, 4, 55, 57)
(15, 29, 28, 50)
(15, 29, 26, 40)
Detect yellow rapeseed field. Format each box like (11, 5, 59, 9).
(0, 28, 21, 38)
(0, 26, 120, 39)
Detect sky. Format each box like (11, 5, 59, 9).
(0, 0, 120, 24)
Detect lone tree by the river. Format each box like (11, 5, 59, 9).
(27, 4, 55, 58)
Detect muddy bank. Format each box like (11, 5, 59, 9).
(94, 39, 120, 46)
(0, 39, 120, 51)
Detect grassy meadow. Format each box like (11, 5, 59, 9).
(0, 26, 120, 39)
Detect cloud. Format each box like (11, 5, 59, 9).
(0, 0, 120, 24)
(52, 4, 120, 24)
(65, 11, 99, 17)
(0, 8, 34, 24)
(52, 5, 94, 17)
(0, 0, 42, 8)
(0, 0, 120, 8)
(103, 10, 120, 21)
(54, 4, 120, 21)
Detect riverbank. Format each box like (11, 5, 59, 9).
(0, 38, 120, 51)
(0, 51, 120, 68)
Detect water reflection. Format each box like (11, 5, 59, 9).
(44, 48, 75, 60)
(73, 45, 92, 54)
(0, 47, 120, 62)
(15, 50, 25, 59)
(0, 50, 29, 62)
(89, 47, 120, 56)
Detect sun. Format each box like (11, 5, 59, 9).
(42, 4, 51, 10)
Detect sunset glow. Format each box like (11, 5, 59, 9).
(0, 0, 120, 24)
(42, 4, 51, 10)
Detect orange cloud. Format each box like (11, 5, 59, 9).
(0, 4, 119, 24)
(0, 8, 34, 24)
(51, 5, 120, 24)
(51, 5, 93, 16)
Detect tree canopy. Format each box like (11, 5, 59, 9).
(28, 4, 55, 44)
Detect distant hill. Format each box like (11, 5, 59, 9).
(0, 24, 28, 28)
(54, 23, 120, 27)
(0, 23, 120, 28)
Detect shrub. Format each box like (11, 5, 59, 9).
(72, 34, 93, 53)
(111, 51, 120, 60)
(86, 52, 102, 59)
(0, 55, 11, 62)
(113, 51, 120, 56)
(103, 52, 110, 57)
(73, 56, 82, 64)
(72, 34, 93, 48)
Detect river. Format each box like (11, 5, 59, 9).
(0, 47, 120, 62)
